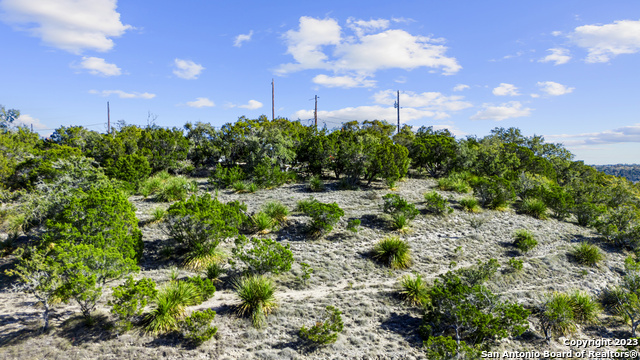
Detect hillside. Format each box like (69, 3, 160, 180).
(0, 176, 632, 359)
(593, 164, 640, 183)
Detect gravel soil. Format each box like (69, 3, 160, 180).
(0, 177, 631, 359)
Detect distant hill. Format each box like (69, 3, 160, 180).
(593, 164, 640, 183)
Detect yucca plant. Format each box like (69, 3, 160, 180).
(520, 197, 548, 220)
(372, 236, 411, 269)
(183, 241, 223, 270)
(391, 213, 408, 231)
(308, 175, 325, 192)
(232, 181, 247, 193)
(571, 242, 603, 267)
(569, 290, 601, 324)
(205, 261, 226, 283)
(149, 207, 167, 224)
(234, 275, 278, 328)
(144, 280, 201, 334)
(399, 274, 427, 306)
(262, 201, 288, 224)
(253, 211, 274, 233)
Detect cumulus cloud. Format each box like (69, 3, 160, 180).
(89, 89, 155, 99)
(539, 48, 571, 65)
(239, 100, 263, 110)
(470, 101, 532, 121)
(312, 74, 375, 88)
(173, 59, 204, 79)
(186, 97, 214, 108)
(453, 84, 469, 92)
(15, 113, 47, 129)
(0, 0, 131, 54)
(373, 90, 472, 113)
(277, 16, 460, 76)
(570, 19, 640, 63)
(293, 105, 438, 124)
(234, 30, 253, 47)
(77, 56, 121, 76)
(492, 83, 520, 96)
(546, 123, 640, 145)
(537, 81, 574, 96)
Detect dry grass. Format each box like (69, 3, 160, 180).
(0, 177, 631, 359)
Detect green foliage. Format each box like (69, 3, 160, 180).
(519, 197, 548, 220)
(411, 127, 458, 178)
(8, 145, 84, 190)
(144, 280, 201, 334)
(539, 292, 576, 342)
(593, 205, 640, 249)
(507, 258, 524, 272)
(232, 236, 294, 275)
(0, 127, 50, 188)
(104, 153, 151, 191)
(399, 274, 428, 306)
(372, 236, 411, 269)
(298, 262, 313, 287)
(210, 165, 245, 189)
(471, 176, 515, 210)
(424, 191, 453, 215)
(165, 193, 247, 269)
(423, 336, 480, 360)
(234, 274, 278, 328)
(365, 139, 409, 187)
(205, 261, 226, 283)
(180, 309, 218, 346)
(299, 198, 344, 236)
(0, 104, 20, 129)
(248, 182, 258, 193)
(513, 229, 537, 253)
(605, 272, 640, 337)
(252, 211, 274, 233)
(308, 175, 324, 192)
(568, 290, 601, 325)
(262, 201, 288, 224)
(109, 276, 157, 333)
(232, 180, 247, 193)
(346, 218, 361, 233)
(251, 157, 291, 188)
(454, 258, 500, 286)
(184, 122, 222, 168)
(571, 242, 603, 267)
(138, 171, 197, 202)
(149, 207, 167, 224)
(185, 276, 216, 302)
(420, 268, 530, 349)
(382, 193, 419, 229)
(298, 306, 344, 345)
(137, 126, 189, 173)
(459, 198, 481, 213)
(437, 172, 472, 193)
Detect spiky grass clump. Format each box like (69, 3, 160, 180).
(156, 176, 197, 202)
(253, 211, 274, 233)
(571, 242, 603, 267)
(513, 229, 537, 253)
(234, 275, 278, 328)
(391, 213, 408, 231)
(144, 281, 201, 334)
(182, 242, 223, 270)
(399, 274, 427, 306)
(308, 175, 325, 192)
(248, 182, 258, 193)
(569, 290, 601, 324)
(232, 181, 247, 193)
(149, 207, 167, 223)
(520, 197, 548, 220)
(372, 236, 411, 269)
(205, 261, 226, 283)
(459, 198, 480, 213)
(262, 201, 288, 224)
(437, 172, 472, 193)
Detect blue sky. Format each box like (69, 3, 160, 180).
(1, 0, 639, 165)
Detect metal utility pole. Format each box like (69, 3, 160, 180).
(394, 90, 400, 133)
(107, 101, 111, 134)
(271, 79, 275, 121)
(314, 95, 318, 128)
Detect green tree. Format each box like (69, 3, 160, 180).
(411, 127, 458, 178)
(0, 105, 20, 130)
(365, 139, 409, 187)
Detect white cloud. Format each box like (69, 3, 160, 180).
(234, 30, 253, 47)
(492, 83, 520, 96)
(186, 97, 214, 108)
(537, 81, 574, 96)
(15, 113, 47, 129)
(546, 124, 640, 145)
(373, 90, 472, 113)
(277, 16, 460, 76)
(539, 48, 571, 65)
(239, 100, 263, 110)
(0, 0, 131, 54)
(77, 56, 121, 76)
(293, 105, 437, 124)
(173, 59, 204, 79)
(570, 19, 640, 63)
(312, 74, 375, 88)
(453, 84, 469, 92)
(89, 89, 155, 99)
(470, 101, 532, 121)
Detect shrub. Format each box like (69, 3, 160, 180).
(382, 194, 419, 220)
(144, 280, 201, 334)
(262, 201, 288, 224)
(138, 171, 170, 197)
(568, 290, 601, 324)
(165, 194, 247, 269)
(232, 180, 247, 193)
(185, 276, 216, 303)
(399, 274, 428, 306)
(232, 235, 294, 275)
(299, 199, 344, 236)
(298, 262, 313, 287)
(513, 229, 537, 253)
(539, 292, 576, 343)
(149, 206, 167, 224)
(109, 276, 157, 333)
(299, 306, 344, 345)
(205, 262, 226, 283)
(104, 153, 152, 191)
(180, 309, 218, 346)
(391, 213, 409, 231)
(507, 258, 524, 272)
(459, 198, 480, 213)
(519, 197, 548, 220)
(252, 158, 290, 188)
(437, 172, 472, 193)
(346, 219, 361, 233)
(470, 176, 515, 210)
(308, 175, 324, 192)
(424, 191, 453, 215)
(209, 165, 244, 189)
(252, 212, 274, 233)
(234, 274, 277, 328)
(247, 182, 258, 193)
(571, 242, 603, 267)
(372, 236, 411, 269)
(423, 336, 480, 360)
(156, 175, 197, 202)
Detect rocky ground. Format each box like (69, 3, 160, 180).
(0, 177, 632, 359)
